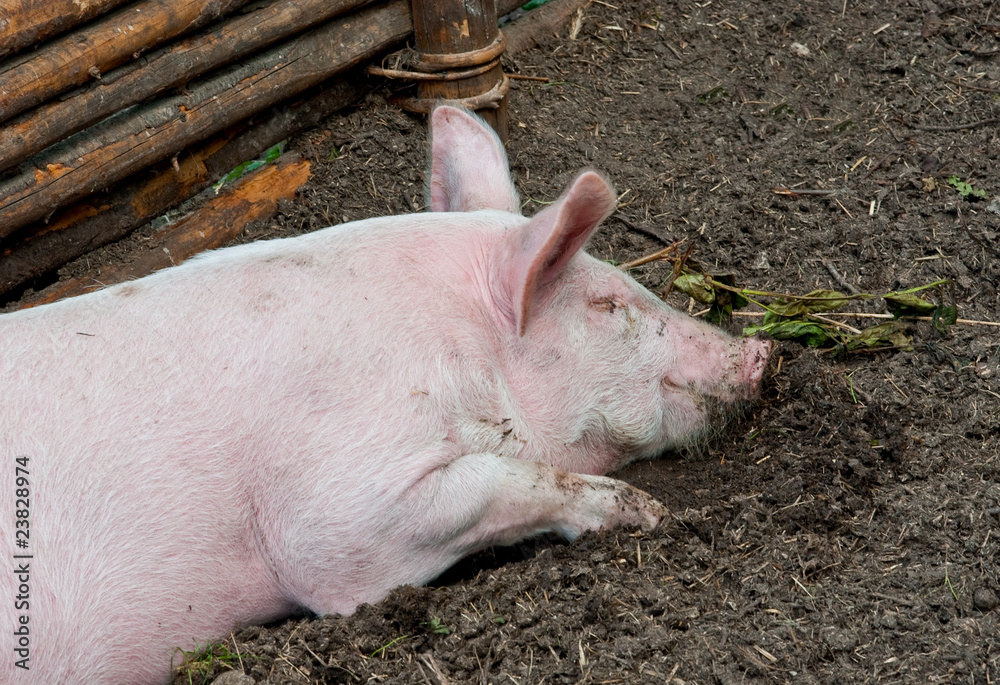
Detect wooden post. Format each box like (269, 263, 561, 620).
(409, 0, 508, 140)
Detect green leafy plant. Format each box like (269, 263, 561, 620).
(637, 245, 958, 353)
(947, 175, 987, 199)
(670, 266, 748, 324)
(424, 617, 451, 635)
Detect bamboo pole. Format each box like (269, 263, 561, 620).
(0, 78, 367, 297)
(0, 0, 132, 60)
(0, 0, 370, 174)
(0, 0, 412, 239)
(0, 0, 255, 124)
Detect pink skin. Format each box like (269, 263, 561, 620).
(0, 105, 769, 684)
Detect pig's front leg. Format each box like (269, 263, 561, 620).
(294, 454, 667, 617)
(410, 453, 667, 551)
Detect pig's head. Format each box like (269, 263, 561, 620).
(429, 106, 771, 475)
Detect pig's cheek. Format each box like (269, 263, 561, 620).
(659, 380, 710, 442)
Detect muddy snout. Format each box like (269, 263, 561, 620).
(739, 333, 772, 399)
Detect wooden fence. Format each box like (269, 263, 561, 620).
(0, 0, 584, 300)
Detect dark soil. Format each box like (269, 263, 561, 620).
(17, 0, 1000, 682)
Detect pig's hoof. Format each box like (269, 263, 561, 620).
(616, 485, 668, 533)
(574, 477, 668, 537)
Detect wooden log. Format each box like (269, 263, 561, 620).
(0, 0, 369, 174)
(0, 0, 412, 240)
(503, 0, 592, 55)
(498, 0, 528, 18)
(0, 77, 367, 298)
(0, 0, 255, 124)
(409, 0, 508, 139)
(17, 154, 311, 309)
(0, 0, 133, 60)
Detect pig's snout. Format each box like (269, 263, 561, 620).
(739, 334, 772, 399)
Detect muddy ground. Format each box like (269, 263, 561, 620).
(14, 0, 1000, 682)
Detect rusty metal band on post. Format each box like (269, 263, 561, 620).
(392, 73, 509, 113)
(412, 31, 507, 72)
(367, 60, 497, 81)
(372, 31, 509, 112)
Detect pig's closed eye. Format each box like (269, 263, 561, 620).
(591, 298, 627, 314)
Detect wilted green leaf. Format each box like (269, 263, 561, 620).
(938, 304, 957, 325)
(264, 143, 283, 163)
(884, 280, 956, 333)
(932, 304, 958, 334)
(765, 289, 852, 319)
(705, 273, 749, 324)
(672, 272, 716, 305)
(214, 142, 285, 193)
(843, 321, 911, 351)
(672, 270, 750, 323)
(884, 291, 937, 317)
(744, 320, 837, 347)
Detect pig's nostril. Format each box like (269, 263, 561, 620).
(740, 337, 772, 397)
(747, 336, 773, 362)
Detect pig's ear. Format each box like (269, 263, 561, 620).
(508, 170, 617, 336)
(428, 105, 520, 213)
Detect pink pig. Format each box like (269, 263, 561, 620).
(0, 105, 769, 684)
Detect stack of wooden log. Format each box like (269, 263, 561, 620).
(0, 0, 547, 299)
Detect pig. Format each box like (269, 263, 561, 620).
(0, 105, 770, 684)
